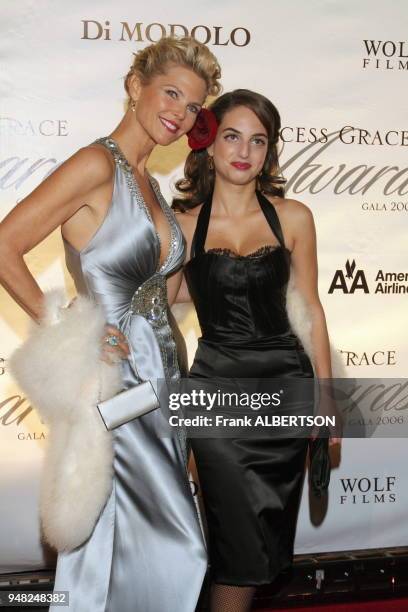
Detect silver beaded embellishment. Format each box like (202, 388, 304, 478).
(130, 273, 178, 382)
(130, 273, 185, 463)
(149, 176, 181, 274)
(130, 273, 167, 328)
(95, 137, 155, 221)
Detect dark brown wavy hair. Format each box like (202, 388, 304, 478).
(172, 89, 286, 211)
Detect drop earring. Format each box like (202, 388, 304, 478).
(130, 100, 136, 112)
(208, 155, 214, 170)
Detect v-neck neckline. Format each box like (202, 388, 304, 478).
(103, 137, 175, 273)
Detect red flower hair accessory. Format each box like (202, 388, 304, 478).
(187, 108, 218, 150)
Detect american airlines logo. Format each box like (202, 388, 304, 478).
(328, 260, 408, 295)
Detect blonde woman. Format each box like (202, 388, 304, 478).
(0, 37, 221, 612)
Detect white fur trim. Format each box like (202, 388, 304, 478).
(286, 274, 347, 378)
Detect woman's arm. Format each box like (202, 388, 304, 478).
(288, 201, 332, 378)
(0, 147, 113, 321)
(286, 200, 341, 445)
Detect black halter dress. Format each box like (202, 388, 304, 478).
(183, 190, 314, 586)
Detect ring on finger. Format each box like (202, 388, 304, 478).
(105, 334, 120, 347)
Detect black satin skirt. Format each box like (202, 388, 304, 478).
(189, 332, 314, 586)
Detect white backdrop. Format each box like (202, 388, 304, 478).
(1, 0, 408, 572)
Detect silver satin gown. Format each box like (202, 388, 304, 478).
(50, 137, 207, 612)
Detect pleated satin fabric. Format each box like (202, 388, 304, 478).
(184, 191, 314, 586)
(50, 138, 207, 612)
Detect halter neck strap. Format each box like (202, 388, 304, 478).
(256, 190, 286, 248)
(190, 190, 285, 259)
(190, 195, 213, 258)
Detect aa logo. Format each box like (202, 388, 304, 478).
(328, 260, 369, 294)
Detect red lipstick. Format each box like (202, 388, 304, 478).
(231, 162, 252, 170)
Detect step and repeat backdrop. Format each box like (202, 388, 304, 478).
(1, 1, 407, 572)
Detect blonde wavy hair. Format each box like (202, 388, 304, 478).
(124, 36, 222, 101)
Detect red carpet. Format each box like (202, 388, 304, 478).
(256, 597, 408, 611)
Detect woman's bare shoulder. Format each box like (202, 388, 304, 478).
(265, 194, 311, 215)
(262, 195, 315, 249)
(265, 194, 314, 224)
(65, 144, 115, 182)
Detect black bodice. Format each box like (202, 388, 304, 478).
(184, 191, 293, 343)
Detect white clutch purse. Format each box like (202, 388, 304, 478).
(97, 379, 159, 430)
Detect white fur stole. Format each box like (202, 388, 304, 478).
(9, 291, 122, 552)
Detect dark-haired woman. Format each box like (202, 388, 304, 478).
(174, 90, 338, 612)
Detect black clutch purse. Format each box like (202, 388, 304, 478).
(308, 434, 331, 497)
